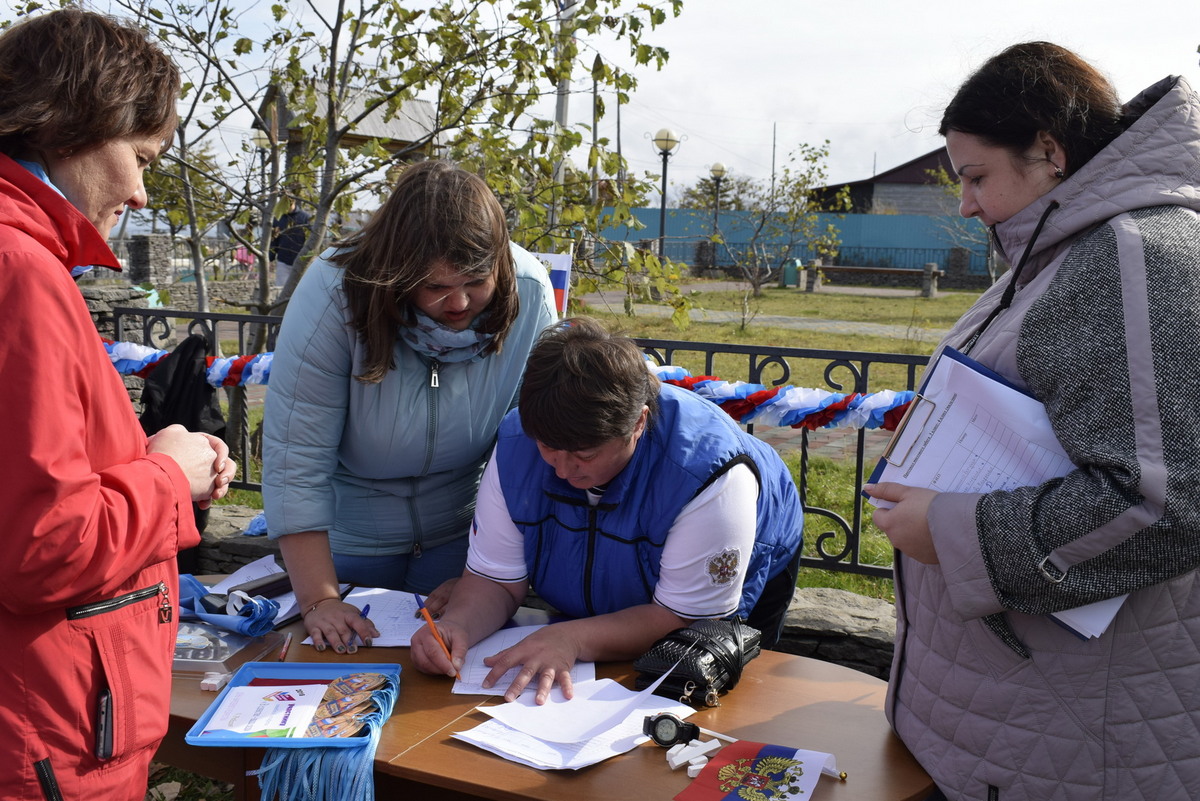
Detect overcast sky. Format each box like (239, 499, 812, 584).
(577, 0, 1200, 198)
(11, 0, 1195, 207)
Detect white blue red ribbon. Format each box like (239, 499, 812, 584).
(647, 362, 914, 431)
(101, 338, 913, 430)
(102, 338, 273, 387)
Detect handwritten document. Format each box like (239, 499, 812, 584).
(868, 348, 1126, 639)
(453, 625, 596, 696)
(870, 348, 1072, 505)
(341, 587, 424, 646)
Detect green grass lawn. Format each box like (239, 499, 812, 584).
(680, 283, 980, 328)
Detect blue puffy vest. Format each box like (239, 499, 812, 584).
(495, 383, 803, 619)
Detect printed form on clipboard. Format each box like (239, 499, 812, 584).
(865, 346, 1127, 639)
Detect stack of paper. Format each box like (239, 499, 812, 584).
(867, 348, 1128, 639)
(452, 675, 694, 770)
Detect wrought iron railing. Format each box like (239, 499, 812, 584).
(112, 308, 926, 578)
(112, 307, 282, 493)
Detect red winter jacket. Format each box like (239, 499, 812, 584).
(0, 154, 200, 800)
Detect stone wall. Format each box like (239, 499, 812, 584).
(166, 279, 280, 310)
(81, 284, 155, 411)
(201, 505, 280, 574)
(201, 505, 897, 679)
(779, 586, 895, 679)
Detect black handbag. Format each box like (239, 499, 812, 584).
(633, 618, 761, 707)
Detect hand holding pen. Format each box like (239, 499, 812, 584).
(414, 593, 462, 680)
(301, 598, 379, 654)
(346, 604, 371, 654)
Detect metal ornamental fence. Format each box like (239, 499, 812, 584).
(113, 308, 925, 579)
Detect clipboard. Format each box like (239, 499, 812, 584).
(864, 346, 1068, 499)
(864, 347, 1127, 639)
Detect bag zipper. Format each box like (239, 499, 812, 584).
(66, 582, 172, 623)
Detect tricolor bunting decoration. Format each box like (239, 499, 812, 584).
(101, 337, 914, 431)
(534, 251, 573, 317)
(102, 339, 272, 388)
(647, 362, 914, 432)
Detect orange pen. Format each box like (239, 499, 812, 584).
(414, 593, 461, 680)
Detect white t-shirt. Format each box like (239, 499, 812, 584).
(467, 448, 760, 619)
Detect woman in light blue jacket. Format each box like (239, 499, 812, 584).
(263, 160, 555, 653)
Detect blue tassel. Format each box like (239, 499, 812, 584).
(252, 675, 398, 801)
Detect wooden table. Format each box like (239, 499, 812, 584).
(161, 621, 932, 801)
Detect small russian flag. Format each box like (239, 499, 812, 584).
(535, 251, 573, 318)
(675, 740, 842, 801)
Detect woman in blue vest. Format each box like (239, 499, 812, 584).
(411, 317, 802, 703)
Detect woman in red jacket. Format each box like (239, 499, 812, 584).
(0, 10, 236, 800)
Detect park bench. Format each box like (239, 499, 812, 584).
(803, 261, 943, 298)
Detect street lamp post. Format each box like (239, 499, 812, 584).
(250, 128, 271, 238)
(708, 162, 726, 270)
(710, 162, 726, 232)
(652, 128, 680, 261)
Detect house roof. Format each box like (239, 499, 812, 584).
(821, 147, 955, 192)
(256, 83, 439, 152)
(870, 147, 955, 184)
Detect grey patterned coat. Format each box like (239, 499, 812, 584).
(889, 76, 1200, 800)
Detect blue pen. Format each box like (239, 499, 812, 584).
(348, 603, 371, 650)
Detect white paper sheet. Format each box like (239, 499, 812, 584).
(198, 683, 325, 738)
(452, 678, 695, 769)
(452, 625, 597, 696)
(302, 587, 425, 647)
(869, 350, 1073, 507)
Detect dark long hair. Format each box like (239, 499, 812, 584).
(940, 41, 1126, 175)
(333, 160, 519, 383)
(0, 8, 179, 157)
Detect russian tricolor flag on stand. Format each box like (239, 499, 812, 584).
(535, 251, 573, 318)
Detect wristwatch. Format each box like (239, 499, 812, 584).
(643, 712, 700, 747)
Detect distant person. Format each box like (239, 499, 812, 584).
(0, 9, 235, 800)
(263, 159, 556, 654)
(868, 42, 1200, 800)
(411, 318, 803, 703)
(270, 195, 311, 287)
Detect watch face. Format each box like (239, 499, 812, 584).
(645, 713, 697, 746)
(654, 717, 680, 742)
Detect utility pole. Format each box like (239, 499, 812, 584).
(547, 0, 577, 239)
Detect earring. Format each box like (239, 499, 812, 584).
(1054, 167, 1065, 179)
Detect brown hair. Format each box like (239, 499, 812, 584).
(0, 8, 180, 157)
(939, 42, 1126, 175)
(333, 159, 518, 383)
(518, 317, 659, 451)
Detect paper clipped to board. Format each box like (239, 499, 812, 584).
(866, 347, 1127, 639)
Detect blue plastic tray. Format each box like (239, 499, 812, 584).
(184, 661, 401, 748)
